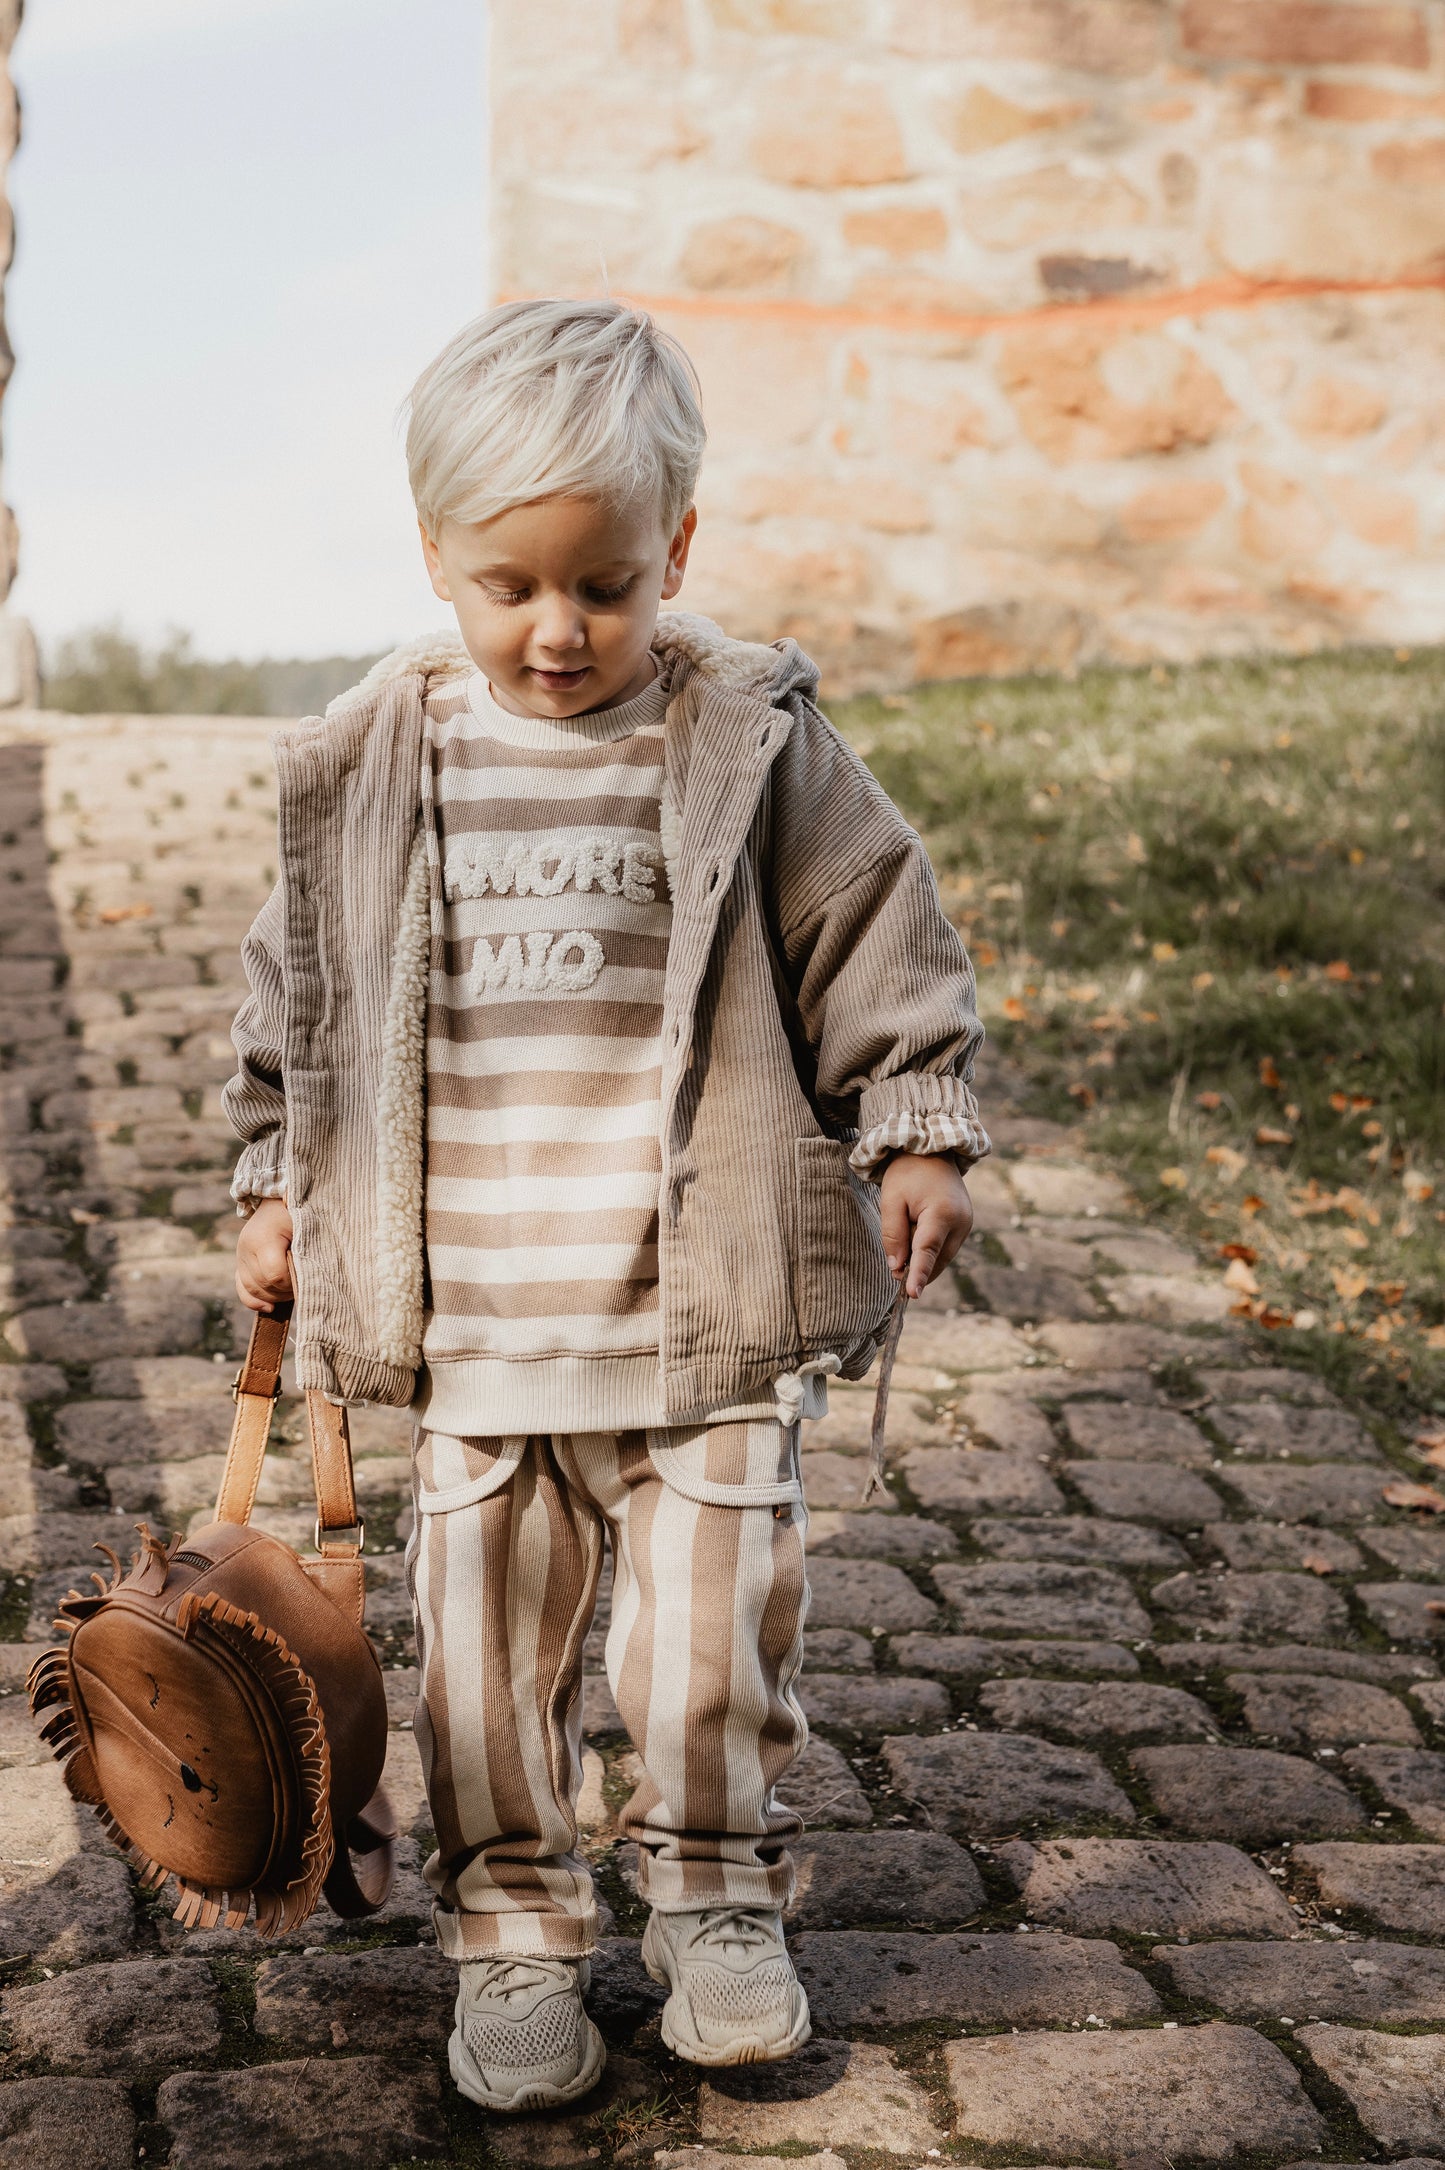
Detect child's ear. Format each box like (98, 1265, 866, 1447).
(660, 506, 697, 602)
(419, 520, 453, 603)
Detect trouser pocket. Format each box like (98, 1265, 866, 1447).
(414, 1430, 530, 1514)
(645, 1418, 803, 1509)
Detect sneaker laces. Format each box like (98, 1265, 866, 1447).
(462, 1956, 576, 2006)
(682, 1907, 783, 1963)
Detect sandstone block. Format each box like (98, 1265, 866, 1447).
(1044, 1322, 1230, 1369)
(1000, 325, 1234, 466)
(751, 67, 910, 188)
(0, 2079, 136, 2169)
(889, 0, 1166, 75)
(945, 2021, 1325, 2157)
(1066, 1460, 1224, 1526)
(979, 1678, 1214, 1745)
(794, 1926, 1155, 2030)
(1150, 1568, 1349, 1642)
(933, 1561, 1150, 1640)
(0, 1852, 136, 1967)
(6, 1295, 207, 1362)
(1358, 1582, 1445, 1644)
(941, 83, 1086, 154)
(1134, 1745, 1366, 1844)
(1212, 1400, 1378, 1462)
(805, 1509, 957, 1559)
(1207, 1521, 1363, 1572)
(897, 1310, 1031, 1371)
(697, 2037, 944, 2153)
(884, 1728, 1135, 1833)
(1232, 1671, 1420, 1749)
(1296, 1841, 1445, 1934)
(842, 205, 947, 258)
(969, 1263, 1101, 1322)
(156, 2058, 448, 2169)
(902, 1447, 1063, 1516)
(999, 1835, 1295, 1939)
(253, 1945, 454, 2054)
(54, 1398, 232, 1468)
(1223, 1461, 1390, 1523)
(1120, 478, 1228, 544)
(807, 1556, 935, 1631)
(960, 165, 1146, 255)
(799, 1672, 947, 1733)
(777, 1736, 872, 1828)
(972, 1514, 1184, 1569)
(890, 1633, 1139, 1679)
(1, 1955, 221, 2073)
(1181, 0, 1429, 66)
(1063, 1403, 1211, 1464)
(1295, 371, 1390, 441)
(1008, 1162, 1130, 1218)
(678, 216, 806, 293)
(1165, 1936, 1445, 2023)
(1159, 1641, 1435, 1686)
(1297, 2024, 1445, 2150)
(1363, 1523, 1445, 1576)
(786, 1828, 983, 1929)
(1344, 1745, 1445, 1837)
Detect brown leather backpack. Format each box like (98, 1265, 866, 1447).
(29, 1303, 398, 1937)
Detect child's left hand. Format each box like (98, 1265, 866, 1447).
(879, 1152, 974, 1300)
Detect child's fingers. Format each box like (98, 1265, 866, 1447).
(906, 1201, 954, 1298)
(880, 1184, 913, 1281)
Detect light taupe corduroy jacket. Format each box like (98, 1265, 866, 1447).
(223, 614, 986, 1413)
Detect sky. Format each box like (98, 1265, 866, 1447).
(6, 0, 487, 660)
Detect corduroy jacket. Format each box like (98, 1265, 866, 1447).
(223, 613, 987, 1413)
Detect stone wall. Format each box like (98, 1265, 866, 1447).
(490, 0, 1445, 689)
(0, 1, 34, 706)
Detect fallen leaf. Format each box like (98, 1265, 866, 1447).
(1126, 832, 1147, 865)
(1428, 1601, 1445, 1617)
(1341, 1228, 1369, 1250)
(97, 901, 153, 925)
(1259, 1057, 1282, 1090)
(1324, 959, 1353, 982)
(1002, 996, 1028, 1022)
(1413, 1423, 1445, 1452)
(1152, 941, 1177, 962)
(1429, 1325, 1445, 1351)
(1351, 1095, 1376, 1113)
(1382, 1480, 1445, 1513)
(1256, 1127, 1294, 1147)
(1330, 1092, 1350, 1114)
(1159, 1167, 1188, 1190)
(1219, 1243, 1258, 1265)
(1196, 1091, 1223, 1111)
(1376, 1281, 1407, 1308)
(1301, 1553, 1337, 1575)
(1404, 1171, 1436, 1203)
(1067, 1082, 1096, 1107)
(1292, 1309, 1319, 1330)
(1257, 1305, 1293, 1330)
(1192, 971, 1215, 992)
(1138, 1008, 1160, 1022)
(974, 942, 999, 968)
(1206, 1145, 1247, 1177)
(1420, 1443, 1445, 1471)
(1241, 1194, 1266, 1217)
(1223, 1257, 1261, 1295)
(1050, 918, 1070, 938)
(1332, 1268, 1369, 1301)
(1362, 1119, 1383, 1139)
(1284, 1102, 1301, 1123)
(1365, 1316, 1394, 1344)
(1066, 983, 1101, 1004)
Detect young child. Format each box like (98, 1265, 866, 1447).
(227, 298, 988, 2114)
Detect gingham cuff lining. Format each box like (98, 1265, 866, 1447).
(849, 1108, 992, 1179)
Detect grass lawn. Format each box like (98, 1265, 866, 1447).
(834, 645, 1445, 1425)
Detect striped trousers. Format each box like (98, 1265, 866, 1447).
(405, 1418, 810, 1960)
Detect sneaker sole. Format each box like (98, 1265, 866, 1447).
(641, 1916, 812, 2068)
(447, 2016, 607, 2114)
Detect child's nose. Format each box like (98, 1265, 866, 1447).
(532, 600, 587, 653)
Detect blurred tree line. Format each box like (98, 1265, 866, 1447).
(40, 626, 385, 716)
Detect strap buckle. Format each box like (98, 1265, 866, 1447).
(315, 1519, 365, 1554)
(231, 1369, 283, 1406)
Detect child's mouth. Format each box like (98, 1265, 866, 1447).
(528, 665, 591, 691)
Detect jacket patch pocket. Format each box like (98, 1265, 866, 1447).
(415, 1431, 528, 1514)
(793, 1135, 896, 1349)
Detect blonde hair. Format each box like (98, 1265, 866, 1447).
(404, 298, 706, 535)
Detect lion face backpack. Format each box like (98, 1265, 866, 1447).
(28, 1303, 397, 1937)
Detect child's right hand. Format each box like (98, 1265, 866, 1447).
(235, 1197, 295, 1313)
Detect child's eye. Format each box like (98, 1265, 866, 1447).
(586, 579, 635, 605)
(485, 586, 529, 606)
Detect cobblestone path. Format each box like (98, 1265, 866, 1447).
(2, 714, 1445, 2169)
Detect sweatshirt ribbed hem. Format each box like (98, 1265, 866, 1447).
(414, 1353, 829, 1435)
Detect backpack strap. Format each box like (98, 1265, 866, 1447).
(214, 1306, 364, 1559)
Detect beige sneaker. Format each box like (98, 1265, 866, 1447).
(449, 1954, 606, 2113)
(641, 1905, 811, 2066)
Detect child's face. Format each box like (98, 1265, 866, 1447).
(421, 493, 695, 718)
